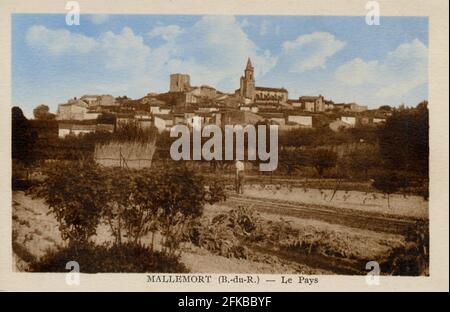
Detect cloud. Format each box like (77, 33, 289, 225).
(26, 25, 97, 55)
(282, 32, 346, 73)
(99, 27, 151, 71)
(258, 20, 280, 37)
(335, 58, 379, 86)
(259, 20, 269, 36)
(335, 39, 427, 98)
(149, 25, 185, 41)
(88, 14, 109, 25)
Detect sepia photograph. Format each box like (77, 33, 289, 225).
(1, 0, 448, 293)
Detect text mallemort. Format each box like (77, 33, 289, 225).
(147, 274, 213, 283)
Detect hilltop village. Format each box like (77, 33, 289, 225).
(48, 58, 390, 138)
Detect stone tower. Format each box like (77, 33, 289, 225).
(170, 74, 191, 92)
(240, 58, 255, 100)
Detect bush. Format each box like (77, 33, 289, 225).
(308, 149, 338, 177)
(339, 148, 380, 179)
(35, 161, 108, 245)
(152, 165, 222, 255)
(378, 102, 429, 177)
(372, 172, 410, 208)
(30, 243, 188, 273)
(278, 149, 309, 176)
(381, 221, 429, 276)
(190, 206, 263, 259)
(34, 159, 225, 262)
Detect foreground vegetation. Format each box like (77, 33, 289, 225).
(189, 205, 428, 275)
(26, 161, 225, 272)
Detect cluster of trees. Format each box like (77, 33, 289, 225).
(12, 107, 37, 166)
(378, 101, 428, 177)
(33, 104, 55, 121)
(278, 148, 338, 177)
(279, 102, 428, 173)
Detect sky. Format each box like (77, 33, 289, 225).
(12, 14, 428, 117)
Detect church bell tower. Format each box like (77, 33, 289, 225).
(240, 58, 255, 100)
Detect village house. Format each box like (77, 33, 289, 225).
(169, 74, 218, 105)
(149, 106, 171, 115)
(239, 104, 259, 113)
(153, 114, 174, 132)
(189, 85, 217, 100)
(80, 94, 116, 108)
(134, 111, 153, 129)
(287, 99, 302, 108)
(329, 119, 353, 132)
(58, 122, 97, 138)
(197, 103, 220, 113)
(173, 113, 188, 125)
(298, 95, 325, 112)
(286, 114, 313, 128)
(373, 117, 386, 124)
(324, 100, 335, 111)
(96, 123, 115, 133)
(184, 112, 218, 129)
(115, 113, 135, 128)
(341, 116, 357, 126)
(333, 102, 368, 113)
(258, 112, 286, 126)
(221, 110, 264, 127)
(56, 98, 100, 121)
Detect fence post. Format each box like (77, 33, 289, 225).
(119, 146, 122, 169)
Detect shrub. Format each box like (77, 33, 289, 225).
(381, 221, 429, 276)
(152, 165, 219, 255)
(378, 102, 429, 177)
(308, 149, 338, 177)
(278, 149, 308, 176)
(190, 206, 263, 259)
(30, 243, 188, 273)
(340, 148, 381, 179)
(101, 169, 136, 245)
(205, 177, 227, 204)
(36, 161, 108, 246)
(372, 172, 410, 208)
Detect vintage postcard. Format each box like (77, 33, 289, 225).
(0, 0, 448, 292)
